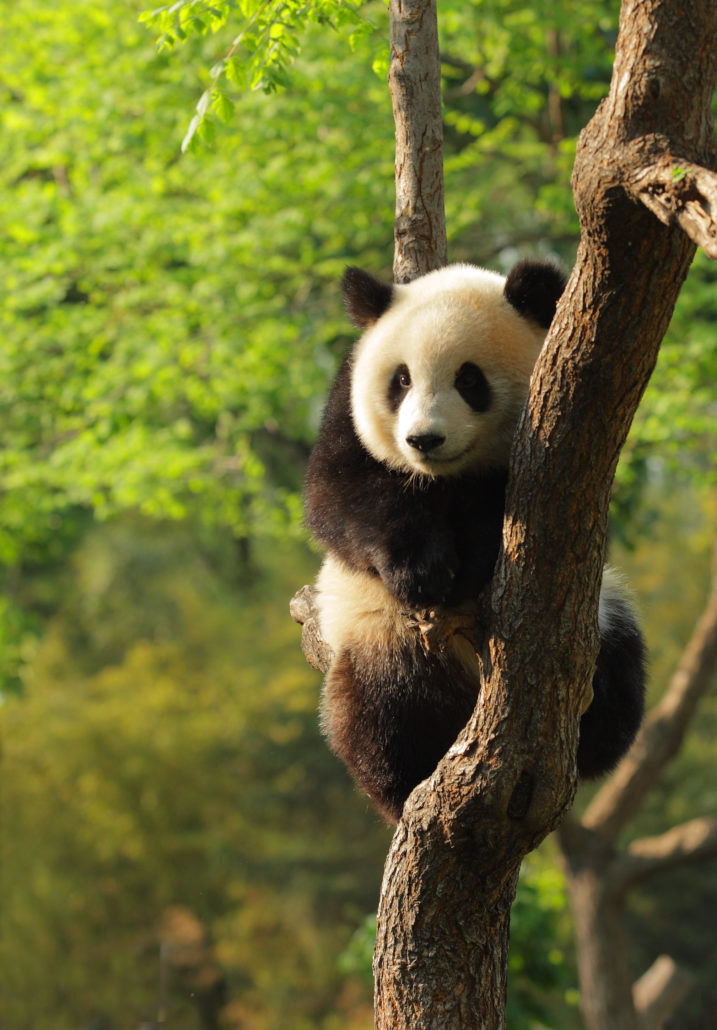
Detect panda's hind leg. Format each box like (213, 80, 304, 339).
(320, 644, 418, 823)
(577, 568, 647, 779)
(320, 634, 480, 824)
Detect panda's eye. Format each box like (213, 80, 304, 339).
(388, 364, 411, 410)
(455, 362, 491, 412)
(456, 364, 479, 388)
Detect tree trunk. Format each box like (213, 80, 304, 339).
(558, 821, 640, 1030)
(389, 0, 447, 282)
(374, 826, 519, 1027)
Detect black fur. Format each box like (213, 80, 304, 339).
(455, 362, 492, 412)
(579, 603, 646, 778)
(342, 266, 394, 328)
(388, 364, 411, 411)
(326, 639, 480, 822)
(504, 259, 566, 329)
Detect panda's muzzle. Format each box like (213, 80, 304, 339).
(406, 433, 446, 454)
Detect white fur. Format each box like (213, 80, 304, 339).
(599, 565, 638, 638)
(350, 264, 547, 477)
(316, 555, 411, 653)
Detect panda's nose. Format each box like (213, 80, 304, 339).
(406, 433, 445, 454)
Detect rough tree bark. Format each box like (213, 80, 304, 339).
(292, 0, 717, 1025)
(389, 0, 447, 281)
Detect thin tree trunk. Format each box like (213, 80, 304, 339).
(389, 0, 447, 282)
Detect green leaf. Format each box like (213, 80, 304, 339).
(212, 91, 235, 124)
(197, 116, 216, 145)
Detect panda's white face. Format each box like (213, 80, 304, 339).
(350, 264, 548, 478)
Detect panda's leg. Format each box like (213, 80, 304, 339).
(320, 635, 480, 824)
(321, 643, 421, 823)
(577, 568, 647, 779)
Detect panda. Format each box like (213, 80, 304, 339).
(304, 259, 646, 824)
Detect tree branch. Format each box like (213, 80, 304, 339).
(632, 955, 695, 1030)
(628, 158, 717, 259)
(608, 816, 717, 892)
(289, 586, 331, 674)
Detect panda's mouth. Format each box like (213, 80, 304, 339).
(407, 442, 478, 475)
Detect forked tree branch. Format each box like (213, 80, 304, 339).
(293, 0, 717, 1025)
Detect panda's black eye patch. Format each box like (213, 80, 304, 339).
(388, 364, 411, 410)
(455, 362, 491, 412)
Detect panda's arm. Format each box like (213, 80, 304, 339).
(369, 494, 459, 608)
(447, 472, 508, 602)
(376, 473, 510, 606)
(306, 431, 458, 606)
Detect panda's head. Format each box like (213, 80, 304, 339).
(344, 260, 566, 478)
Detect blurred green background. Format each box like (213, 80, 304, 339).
(2, 1, 715, 1027)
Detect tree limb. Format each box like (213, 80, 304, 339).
(632, 955, 695, 1030)
(608, 816, 717, 893)
(628, 158, 717, 259)
(289, 585, 331, 674)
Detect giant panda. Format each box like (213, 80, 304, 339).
(304, 259, 646, 824)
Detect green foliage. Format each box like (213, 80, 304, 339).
(1, 0, 396, 690)
(439, 0, 618, 252)
(338, 912, 377, 985)
(1, 0, 391, 550)
(626, 252, 717, 478)
(140, 0, 375, 150)
(3, 0, 711, 589)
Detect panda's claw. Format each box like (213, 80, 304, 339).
(411, 603, 480, 653)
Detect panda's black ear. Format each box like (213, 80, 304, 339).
(504, 259, 567, 330)
(342, 266, 394, 328)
